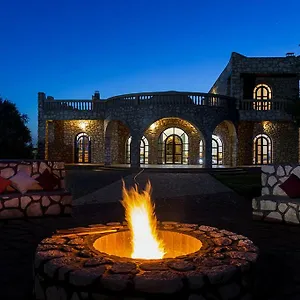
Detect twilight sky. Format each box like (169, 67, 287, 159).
(0, 0, 299, 144)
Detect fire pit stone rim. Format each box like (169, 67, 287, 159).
(35, 222, 259, 297)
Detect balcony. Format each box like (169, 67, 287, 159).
(42, 92, 237, 113)
(239, 99, 292, 121)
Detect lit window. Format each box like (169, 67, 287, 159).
(253, 134, 272, 164)
(75, 133, 91, 163)
(126, 136, 149, 164)
(158, 127, 188, 164)
(253, 84, 272, 110)
(212, 135, 223, 165)
(199, 140, 204, 165)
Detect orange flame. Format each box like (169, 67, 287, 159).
(121, 181, 165, 259)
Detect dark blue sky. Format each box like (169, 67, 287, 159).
(0, 0, 299, 144)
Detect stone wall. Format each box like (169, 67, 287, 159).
(0, 160, 71, 219)
(47, 120, 104, 164)
(213, 121, 237, 166)
(209, 59, 232, 96)
(105, 120, 130, 164)
(252, 165, 300, 225)
(249, 76, 298, 100)
(230, 53, 300, 100)
(237, 121, 299, 165)
(210, 52, 300, 102)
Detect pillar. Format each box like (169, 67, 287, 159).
(204, 135, 212, 168)
(130, 134, 141, 168)
(104, 136, 111, 165)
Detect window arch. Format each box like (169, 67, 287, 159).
(158, 127, 188, 164)
(126, 136, 149, 164)
(253, 134, 272, 165)
(75, 133, 91, 163)
(253, 84, 272, 110)
(212, 135, 223, 165)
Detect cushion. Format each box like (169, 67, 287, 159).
(279, 173, 300, 198)
(28, 182, 43, 191)
(5, 185, 17, 192)
(0, 176, 12, 194)
(36, 169, 60, 190)
(10, 171, 38, 194)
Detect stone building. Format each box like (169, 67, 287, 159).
(38, 52, 300, 168)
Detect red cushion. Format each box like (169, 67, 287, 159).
(35, 169, 60, 191)
(0, 176, 12, 194)
(279, 174, 300, 198)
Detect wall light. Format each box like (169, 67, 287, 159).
(79, 121, 87, 131)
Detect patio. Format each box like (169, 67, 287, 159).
(1, 169, 299, 299)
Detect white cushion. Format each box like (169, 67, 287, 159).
(10, 171, 38, 194)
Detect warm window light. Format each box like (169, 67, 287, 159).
(79, 121, 87, 131)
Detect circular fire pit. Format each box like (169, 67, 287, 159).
(34, 222, 258, 300)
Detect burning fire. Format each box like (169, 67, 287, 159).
(121, 181, 165, 259)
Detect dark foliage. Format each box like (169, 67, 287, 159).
(0, 98, 33, 159)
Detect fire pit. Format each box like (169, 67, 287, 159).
(34, 183, 259, 300)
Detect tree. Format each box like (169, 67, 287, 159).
(0, 97, 33, 159)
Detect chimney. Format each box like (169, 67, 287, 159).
(93, 91, 100, 100)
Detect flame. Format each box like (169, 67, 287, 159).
(121, 181, 165, 259)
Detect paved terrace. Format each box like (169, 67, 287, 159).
(1, 170, 300, 300)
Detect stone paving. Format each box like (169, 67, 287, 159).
(1, 170, 300, 299)
(74, 173, 232, 205)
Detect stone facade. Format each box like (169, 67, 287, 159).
(252, 165, 300, 224)
(46, 120, 104, 163)
(237, 121, 299, 165)
(38, 52, 300, 167)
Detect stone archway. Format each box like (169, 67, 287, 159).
(104, 120, 130, 165)
(142, 117, 204, 165)
(212, 120, 237, 166)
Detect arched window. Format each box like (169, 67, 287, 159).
(126, 136, 132, 164)
(212, 135, 223, 165)
(253, 134, 272, 164)
(75, 133, 91, 163)
(253, 84, 272, 110)
(126, 136, 149, 164)
(140, 136, 149, 164)
(199, 140, 204, 165)
(158, 128, 188, 164)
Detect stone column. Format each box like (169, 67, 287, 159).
(130, 134, 141, 168)
(189, 137, 200, 165)
(104, 136, 111, 165)
(204, 135, 212, 168)
(37, 92, 46, 159)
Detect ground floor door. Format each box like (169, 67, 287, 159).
(75, 133, 91, 163)
(165, 134, 183, 164)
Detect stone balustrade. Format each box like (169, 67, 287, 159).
(239, 99, 288, 111)
(42, 91, 236, 113)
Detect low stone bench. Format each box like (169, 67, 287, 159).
(0, 160, 72, 219)
(252, 165, 300, 225)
